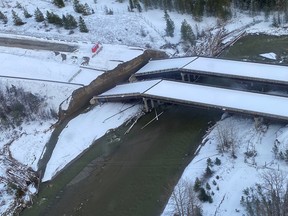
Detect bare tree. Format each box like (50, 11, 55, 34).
(171, 179, 202, 216)
(241, 170, 288, 216)
(215, 121, 237, 157)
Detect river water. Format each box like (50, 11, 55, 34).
(21, 35, 288, 216)
(22, 106, 221, 216)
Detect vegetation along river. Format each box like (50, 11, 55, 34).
(21, 34, 288, 216)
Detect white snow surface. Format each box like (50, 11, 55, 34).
(136, 57, 197, 74)
(183, 57, 288, 84)
(260, 52, 277, 60)
(100, 79, 161, 95)
(161, 116, 288, 216)
(42, 103, 142, 182)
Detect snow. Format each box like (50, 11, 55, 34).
(136, 57, 197, 74)
(183, 57, 288, 84)
(260, 52, 277, 60)
(136, 56, 288, 85)
(162, 116, 288, 216)
(0, 52, 79, 82)
(42, 102, 142, 182)
(100, 79, 288, 120)
(9, 122, 54, 171)
(100, 79, 161, 96)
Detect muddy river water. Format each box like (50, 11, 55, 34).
(22, 106, 220, 216)
(21, 35, 288, 216)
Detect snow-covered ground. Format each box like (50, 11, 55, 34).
(0, 0, 288, 215)
(162, 115, 288, 216)
(42, 102, 142, 181)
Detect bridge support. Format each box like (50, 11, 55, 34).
(181, 73, 191, 82)
(143, 98, 156, 112)
(181, 73, 185, 81)
(143, 98, 149, 112)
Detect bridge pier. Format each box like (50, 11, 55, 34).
(143, 98, 149, 112)
(181, 73, 185, 81)
(181, 73, 192, 82)
(143, 98, 156, 112)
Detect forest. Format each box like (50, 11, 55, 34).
(129, 0, 288, 21)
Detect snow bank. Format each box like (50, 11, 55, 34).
(42, 102, 142, 182)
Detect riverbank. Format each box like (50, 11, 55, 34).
(21, 106, 222, 216)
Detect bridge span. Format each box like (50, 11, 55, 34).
(93, 79, 288, 121)
(134, 56, 288, 85)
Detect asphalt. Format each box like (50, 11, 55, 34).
(0, 36, 78, 52)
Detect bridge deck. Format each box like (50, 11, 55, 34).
(135, 56, 288, 85)
(97, 79, 288, 121)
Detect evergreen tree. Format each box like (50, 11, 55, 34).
(53, 0, 65, 8)
(23, 8, 32, 18)
(164, 10, 174, 37)
(193, 177, 202, 192)
(53, 13, 63, 26)
(206, 182, 211, 190)
(46, 11, 63, 26)
(79, 16, 88, 32)
(73, 0, 84, 13)
(207, 157, 213, 166)
(192, 0, 204, 21)
(0, 11, 8, 24)
(12, 10, 24, 26)
(180, 19, 195, 45)
(15, 1, 22, 9)
(204, 166, 213, 178)
(215, 157, 221, 166)
(46, 11, 53, 23)
(63, 14, 77, 29)
(34, 8, 44, 22)
(83, 3, 91, 15)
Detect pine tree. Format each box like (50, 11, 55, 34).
(53, 0, 65, 8)
(193, 177, 201, 192)
(164, 10, 174, 37)
(192, 0, 204, 21)
(46, 11, 63, 26)
(79, 16, 88, 32)
(23, 8, 32, 18)
(0, 11, 8, 24)
(34, 8, 44, 22)
(215, 157, 221, 166)
(12, 10, 25, 26)
(83, 3, 91, 15)
(46, 11, 53, 23)
(73, 0, 83, 13)
(181, 19, 195, 45)
(63, 14, 77, 29)
(206, 182, 211, 190)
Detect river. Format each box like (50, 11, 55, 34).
(21, 106, 221, 216)
(21, 34, 288, 216)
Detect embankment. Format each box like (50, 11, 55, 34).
(58, 49, 168, 122)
